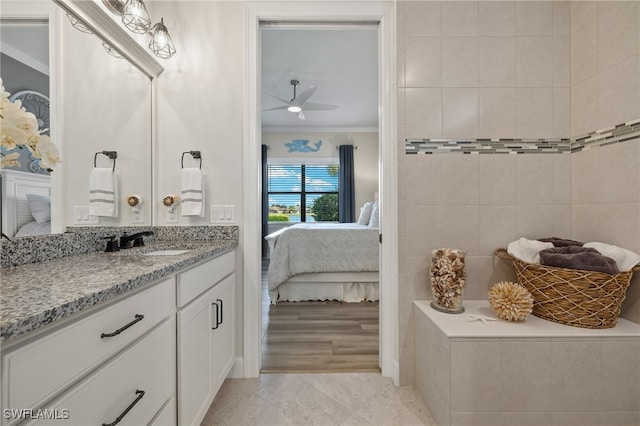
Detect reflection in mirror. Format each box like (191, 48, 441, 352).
(0, 1, 157, 238)
(60, 9, 152, 228)
(1, 18, 52, 238)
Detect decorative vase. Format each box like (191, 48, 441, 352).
(429, 248, 466, 314)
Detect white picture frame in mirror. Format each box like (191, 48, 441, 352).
(0, 0, 163, 236)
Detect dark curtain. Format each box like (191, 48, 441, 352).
(261, 145, 269, 257)
(338, 145, 355, 223)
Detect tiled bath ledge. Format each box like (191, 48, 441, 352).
(0, 225, 238, 268)
(414, 300, 640, 426)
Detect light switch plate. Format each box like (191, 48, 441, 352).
(210, 204, 235, 224)
(73, 206, 99, 225)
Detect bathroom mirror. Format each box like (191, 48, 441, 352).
(0, 0, 162, 237)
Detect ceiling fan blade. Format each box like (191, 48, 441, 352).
(302, 102, 339, 111)
(297, 111, 306, 120)
(295, 85, 317, 106)
(263, 105, 289, 111)
(266, 93, 290, 104)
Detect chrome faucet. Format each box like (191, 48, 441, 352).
(119, 231, 154, 249)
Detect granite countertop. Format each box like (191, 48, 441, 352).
(0, 240, 237, 344)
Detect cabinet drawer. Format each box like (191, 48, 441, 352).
(26, 318, 175, 426)
(176, 251, 234, 307)
(2, 278, 174, 414)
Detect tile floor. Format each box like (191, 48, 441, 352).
(201, 373, 436, 426)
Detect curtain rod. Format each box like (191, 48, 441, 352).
(261, 21, 378, 30)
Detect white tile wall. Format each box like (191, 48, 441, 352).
(479, 37, 516, 88)
(442, 37, 478, 88)
(399, 0, 640, 388)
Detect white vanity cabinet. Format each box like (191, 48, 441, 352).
(1, 278, 176, 426)
(176, 251, 235, 426)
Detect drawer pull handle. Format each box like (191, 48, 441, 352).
(217, 298, 223, 326)
(102, 389, 145, 426)
(100, 314, 144, 338)
(212, 302, 219, 330)
(211, 299, 223, 329)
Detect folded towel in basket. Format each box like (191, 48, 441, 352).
(539, 246, 619, 275)
(584, 242, 640, 272)
(538, 237, 584, 247)
(507, 238, 554, 264)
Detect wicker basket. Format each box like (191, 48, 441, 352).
(495, 248, 639, 329)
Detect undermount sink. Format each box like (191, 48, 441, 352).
(142, 249, 190, 256)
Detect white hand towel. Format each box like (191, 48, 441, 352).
(181, 168, 204, 217)
(507, 238, 554, 264)
(89, 168, 118, 217)
(583, 242, 640, 272)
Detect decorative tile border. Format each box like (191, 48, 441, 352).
(405, 118, 639, 155)
(405, 138, 570, 155)
(571, 118, 640, 152)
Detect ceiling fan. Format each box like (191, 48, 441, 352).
(264, 80, 338, 120)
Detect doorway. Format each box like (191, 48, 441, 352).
(259, 22, 380, 372)
(243, 1, 398, 383)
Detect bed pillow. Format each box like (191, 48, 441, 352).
(368, 201, 379, 229)
(357, 201, 374, 225)
(15, 220, 51, 237)
(26, 193, 51, 223)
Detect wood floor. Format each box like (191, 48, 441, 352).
(261, 259, 380, 373)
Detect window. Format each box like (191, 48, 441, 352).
(267, 164, 339, 222)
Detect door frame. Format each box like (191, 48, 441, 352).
(242, 1, 398, 384)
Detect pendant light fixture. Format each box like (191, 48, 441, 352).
(121, 0, 151, 34)
(102, 42, 124, 59)
(66, 14, 93, 34)
(148, 18, 176, 59)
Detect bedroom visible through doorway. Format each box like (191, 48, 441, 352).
(260, 22, 380, 373)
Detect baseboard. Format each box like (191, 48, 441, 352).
(228, 356, 244, 378)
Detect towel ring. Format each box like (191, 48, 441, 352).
(181, 151, 202, 169)
(94, 151, 117, 171)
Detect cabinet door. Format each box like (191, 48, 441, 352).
(176, 286, 215, 426)
(210, 273, 235, 395)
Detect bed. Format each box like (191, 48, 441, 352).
(265, 222, 380, 303)
(1, 169, 51, 238)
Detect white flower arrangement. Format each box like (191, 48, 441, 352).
(1, 78, 60, 171)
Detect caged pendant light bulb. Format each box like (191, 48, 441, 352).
(149, 18, 176, 59)
(121, 0, 151, 34)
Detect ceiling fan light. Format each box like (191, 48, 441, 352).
(121, 0, 151, 34)
(287, 105, 302, 113)
(149, 18, 176, 59)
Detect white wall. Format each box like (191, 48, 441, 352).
(152, 0, 246, 359)
(61, 8, 152, 227)
(262, 132, 379, 213)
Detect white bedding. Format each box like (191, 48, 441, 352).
(265, 223, 379, 298)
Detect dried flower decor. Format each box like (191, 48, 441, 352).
(488, 281, 534, 322)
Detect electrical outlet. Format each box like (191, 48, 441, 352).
(131, 208, 144, 224)
(166, 209, 177, 223)
(210, 205, 235, 224)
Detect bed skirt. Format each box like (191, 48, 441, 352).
(270, 281, 379, 304)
